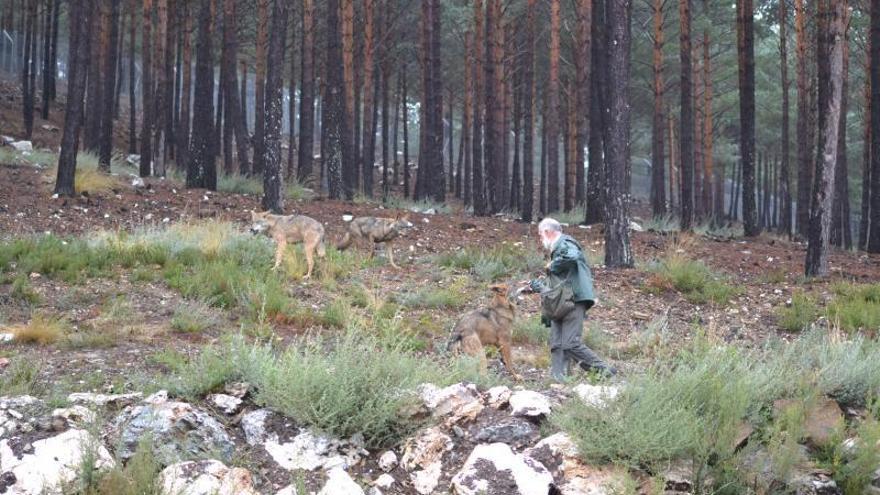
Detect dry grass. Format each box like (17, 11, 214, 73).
(9, 313, 67, 345)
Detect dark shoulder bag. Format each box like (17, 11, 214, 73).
(540, 275, 576, 321)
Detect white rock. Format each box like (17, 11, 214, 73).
(68, 392, 143, 408)
(241, 409, 272, 446)
(131, 176, 146, 189)
(525, 432, 579, 459)
(423, 208, 437, 215)
(0, 396, 41, 410)
(10, 141, 32, 152)
(451, 443, 554, 495)
(378, 450, 398, 472)
(264, 430, 361, 472)
(0, 429, 114, 494)
(52, 405, 97, 424)
(374, 473, 395, 489)
(401, 427, 453, 471)
(509, 390, 552, 417)
(275, 485, 298, 495)
(159, 459, 258, 495)
(418, 383, 482, 417)
(145, 390, 169, 404)
(318, 467, 365, 495)
(485, 386, 512, 408)
(411, 461, 442, 495)
(208, 394, 243, 415)
(629, 220, 644, 232)
(571, 384, 620, 409)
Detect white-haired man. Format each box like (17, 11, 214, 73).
(529, 218, 616, 381)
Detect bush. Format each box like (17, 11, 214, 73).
(647, 254, 738, 305)
(162, 332, 483, 448)
(827, 283, 880, 333)
(397, 281, 468, 309)
(0, 358, 41, 396)
(171, 301, 222, 333)
(11, 313, 67, 345)
(776, 291, 820, 332)
(437, 244, 544, 282)
(10, 274, 40, 304)
(511, 316, 549, 345)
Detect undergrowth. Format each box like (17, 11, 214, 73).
(646, 253, 738, 305)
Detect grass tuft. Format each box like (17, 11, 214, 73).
(776, 291, 819, 332)
(437, 244, 543, 282)
(10, 313, 66, 345)
(827, 282, 880, 333)
(647, 253, 738, 305)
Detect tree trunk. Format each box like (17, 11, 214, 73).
(462, 33, 473, 204)
(651, 0, 665, 217)
(140, 0, 154, 176)
(870, 0, 880, 252)
(287, 31, 296, 181)
(831, 33, 851, 249)
(381, 3, 392, 201)
(177, 0, 192, 169)
(472, 0, 486, 215)
(55, 0, 94, 196)
(21, 0, 36, 139)
(128, 0, 137, 154)
(584, 0, 605, 225)
(678, 0, 694, 230)
(341, 0, 356, 198)
(298, 0, 316, 182)
(795, 0, 813, 236)
(185, 0, 215, 190)
(39, 0, 52, 119)
(253, 0, 269, 175)
(361, 0, 376, 197)
(575, 0, 591, 209)
(261, 0, 288, 212)
(860, 66, 871, 250)
(48, 0, 59, 102)
(323, 0, 347, 199)
(805, 0, 845, 276)
(605, 0, 633, 268)
(521, 0, 535, 222)
(702, 34, 714, 223)
(737, 0, 758, 236)
(99, 0, 121, 172)
(779, 0, 792, 235)
(402, 65, 410, 198)
(83, 0, 105, 150)
(221, 0, 249, 175)
(546, 0, 560, 213)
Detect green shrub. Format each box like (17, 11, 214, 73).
(10, 274, 40, 304)
(397, 282, 468, 309)
(0, 358, 41, 396)
(320, 299, 351, 329)
(776, 291, 820, 332)
(827, 283, 880, 333)
(171, 301, 221, 333)
(648, 254, 738, 305)
(162, 332, 483, 448)
(437, 244, 543, 281)
(512, 316, 549, 345)
(828, 401, 880, 493)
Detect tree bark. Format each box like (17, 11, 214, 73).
(779, 0, 792, 235)
(140, 0, 154, 176)
(83, 0, 105, 150)
(795, 0, 814, 236)
(870, 0, 880, 252)
(55, 0, 94, 196)
(99, 0, 121, 172)
(702, 33, 714, 223)
(521, 0, 535, 222)
(831, 30, 851, 249)
(860, 64, 871, 250)
(298, 0, 316, 182)
(546, 0, 561, 213)
(402, 65, 411, 198)
(261, 0, 288, 212)
(584, 0, 605, 225)
(341, 0, 356, 198)
(604, 0, 633, 268)
(678, 0, 694, 230)
(128, 0, 137, 155)
(650, 0, 665, 217)
(323, 0, 347, 199)
(252, 0, 269, 175)
(806, 0, 845, 276)
(221, 0, 249, 175)
(361, 0, 376, 197)
(177, 0, 192, 169)
(471, 0, 486, 215)
(185, 0, 215, 190)
(737, 0, 759, 236)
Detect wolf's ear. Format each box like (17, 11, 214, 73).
(489, 284, 507, 294)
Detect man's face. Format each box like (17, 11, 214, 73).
(539, 230, 557, 251)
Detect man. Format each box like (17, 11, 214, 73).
(529, 218, 616, 381)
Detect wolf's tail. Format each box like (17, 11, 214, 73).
(336, 232, 353, 250)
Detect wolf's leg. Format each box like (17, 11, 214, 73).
(303, 241, 315, 279)
(499, 343, 521, 381)
(272, 238, 287, 270)
(387, 243, 399, 269)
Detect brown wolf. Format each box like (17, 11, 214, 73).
(336, 214, 413, 268)
(250, 210, 326, 279)
(447, 284, 521, 380)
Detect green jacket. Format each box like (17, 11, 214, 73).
(531, 234, 596, 310)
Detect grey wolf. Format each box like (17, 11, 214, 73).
(335, 214, 413, 268)
(530, 217, 615, 381)
(249, 210, 326, 279)
(446, 283, 521, 381)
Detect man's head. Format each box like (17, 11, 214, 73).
(537, 218, 563, 251)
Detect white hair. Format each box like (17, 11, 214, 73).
(538, 217, 562, 234)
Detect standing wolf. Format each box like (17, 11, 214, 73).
(336, 215, 413, 268)
(249, 210, 326, 279)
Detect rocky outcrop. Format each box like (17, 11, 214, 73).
(158, 459, 258, 495)
(450, 442, 553, 495)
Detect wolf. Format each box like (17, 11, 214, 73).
(446, 284, 522, 380)
(335, 214, 413, 268)
(249, 210, 326, 279)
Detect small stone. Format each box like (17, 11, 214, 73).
(485, 386, 512, 408)
(208, 394, 243, 415)
(378, 451, 397, 472)
(374, 473, 395, 489)
(571, 384, 620, 409)
(318, 467, 364, 495)
(509, 390, 552, 417)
